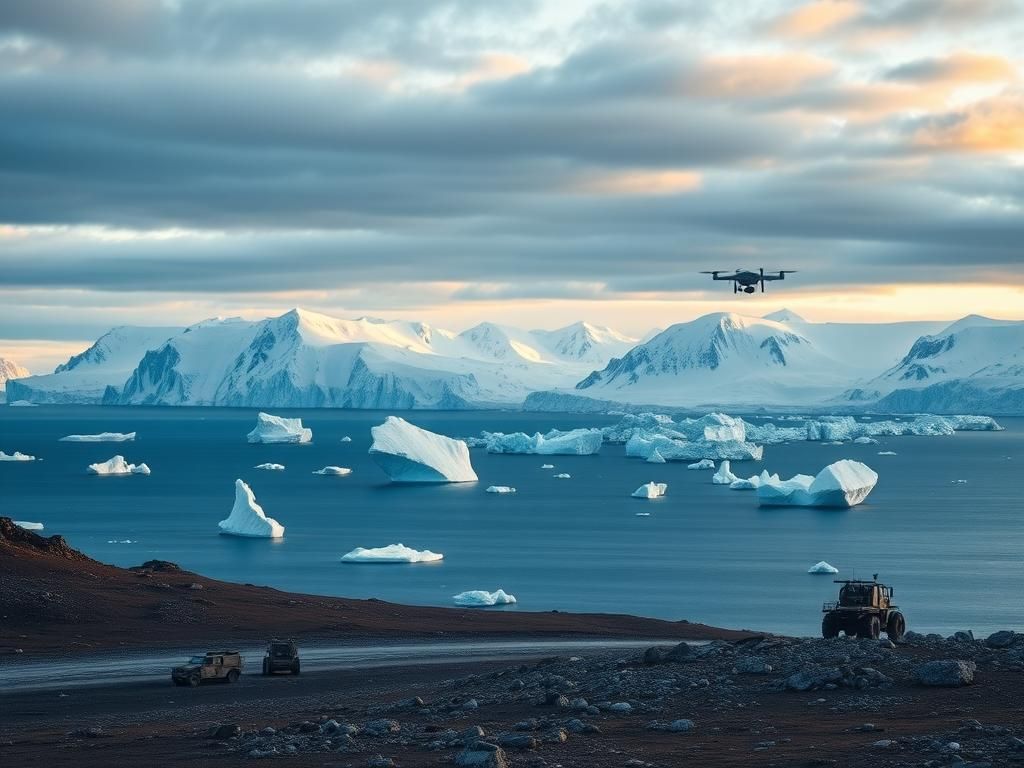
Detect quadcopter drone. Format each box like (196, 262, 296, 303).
(701, 268, 797, 293)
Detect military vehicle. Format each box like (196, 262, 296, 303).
(822, 575, 906, 640)
(262, 639, 301, 675)
(171, 650, 242, 686)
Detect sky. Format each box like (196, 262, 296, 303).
(1, 0, 1023, 371)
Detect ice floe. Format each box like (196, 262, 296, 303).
(7, 400, 37, 407)
(878, 451, 898, 456)
(369, 416, 477, 483)
(632, 481, 668, 499)
(218, 479, 284, 538)
(341, 543, 443, 563)
(87, 455, 150, 475)
(541, 463, 554, 469)
(254, 462, 285, 471)
(853, 436, 878, 444)
(486, 486, 516, 494)
(480, 428, 603, 455)
(14, 521, 43, 530)
(453, 589, 517, 607)
(0, 451, 35, 461)
(341, 436, 352, 442)
(554, 473, 571, 479)
(312, 466, 352, 475)
(688, 459, 715, 470)
(60, 432, 136, 442)
(712, 460, 739, 485)
(246, 412, 312, 444)
(808, 561, 839, 574)
(757, 459, 878, 508)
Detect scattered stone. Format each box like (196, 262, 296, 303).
(669, 719, 695, 733)
(367, 755, 395, 768)
(455, 742, 509, 768)
(208, 723, 240, 740)
(915, 660, 977, 687)
(985, 630, 1019, 649)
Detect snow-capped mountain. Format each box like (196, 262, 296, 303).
(854, 316, 1024, 413)
(0, 357, 30, 401)
(104, 309, 638, 408)
(6, 327, 181, 404)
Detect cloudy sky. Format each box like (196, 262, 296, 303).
(2, 0, 1023, 370)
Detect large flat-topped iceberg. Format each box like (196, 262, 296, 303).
(369, 416, 477, 483)
(0, 451, 36, 461)
(87, 455, 151, 475)
(60, 432, 136, 442)
(218, 479, 285, 538)
(482, 428, 603, 455)
(247, 412, 312, 444)
(453, 589, 517, 607)
(341, 543, 444, 563)
(757, 459, 878, 508)
(632, 481, 668, 499)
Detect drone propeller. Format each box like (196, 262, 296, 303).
(779, 270, 798, 274)
(760, 267, 765, 292)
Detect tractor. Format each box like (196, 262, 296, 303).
(822, 575, 906, 640)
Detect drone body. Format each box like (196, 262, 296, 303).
(701, 268, 797, 293)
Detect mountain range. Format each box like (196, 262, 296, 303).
(0, 357, 30, 400)
(4, 308, 1022, 413)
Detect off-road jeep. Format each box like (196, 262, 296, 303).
(822, 576, 906, 640)
(171, 651, 242, 687)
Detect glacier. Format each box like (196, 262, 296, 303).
(369, 416, 477, 483)
(87, 456, 150, 475)
(341, 543, 443, 563)
(247, 412, 313, 444)
(632, 481, 668, 499)
(756, 460, 878, 508)
(218, 479, 285, 538)
(60, 432, 136, 442)
(453, 589, 517, 607)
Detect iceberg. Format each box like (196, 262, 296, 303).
(808, 561, 839, 574)
(453, 589, 517, 607)
(878, 450, 898, 455)
(14, 521, 44, 530)
(632, 481, 668, 499)
(60, 432, 136, 442)
(0, 451, 35, 461)
(687, 459, 715, 470)
(853, 436, 878, 444)
(729, 470, 781, 490)
(646, 448, 666, 464)
(218, 479, 285, 538)
(541, 463, 555, 469)
(369, 416, 477, 483)
(7, 400, 37, 407)
(341, 436, 353, 442)
(87, 456, 150, 475)
(482, 428, 603, 455)
(341, 543, 443, 563)
(486, 485, 516, 493)
(312, 466, 352, 475)
(554, 473, 571, 479)
(246, 412, 312, 444)
(757, 459, 878, 508)
(254, 462, 285, 471)
(712, 460, 739, 485)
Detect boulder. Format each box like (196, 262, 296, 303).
(985, 630, 1019, 649)
(914, 660, 976, 687)
(455, 742, 509, 768)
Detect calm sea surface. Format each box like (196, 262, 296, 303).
(2, 406, 1020, 636)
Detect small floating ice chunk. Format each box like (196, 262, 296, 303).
(553, 473, 571, 479)
(312, 466, 352, 475)
(877, 451, 897, 456)
(254, 462, 285, 471)
(853, 436, 878, 445)
(486, 485, 516, 494)
(107, 539, 135, 544)
(7, 400, 37, 407)
(14, 521, 44, 530)
(0, 451, 35, 461)
(712, 460, 739, 485)
(61, 432, 136, 442)
(87, 455, 150, 475)
(340, 436, 352, 442)
(951, 479, 968, 484)
(646, 449, 666, 464)
(541, 463, 554, 469)
(247, 412, 312, 444)
(687, 459, 715, 470)
(218, 479, 285, 538)
(453, 589, 517, 607)
(632, 481, 668, 499)
(808, 561, 839, 574)
(341, 543, 443, 563)
(369, 416, 477, 483)
(635, 512, 651, 517)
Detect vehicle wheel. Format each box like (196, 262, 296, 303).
(188, 674, 201, 688)
(868, 616, 881, 640)
(227, 669, 240, 684)
(886, 611, 906, 641)
(821, 614, 839, 639)
(292, 660, 300, 675)
(262, 660, 270, 676)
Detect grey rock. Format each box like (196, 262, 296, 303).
(569, 697, 589, 710)
(733, 656, 772, 674)
(208, 724, 240, 740)
(642, 647, 668, 664)
(455, 743, 509, 768)
(608, 702, 632, 714)
(367, 756, 395, 768)
(985, 630, 1019, 649)
(785, 667, 843, 691)
(914, 660, 977, 687)
(952, 631, 975, 643)
(363, 718, 401, 736)
(497, 734, 538, 750)
(664, 642, 694, 662)
(460, 726, 486, 742)
(669, 719, 695, 733)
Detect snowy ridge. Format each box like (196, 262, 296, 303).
(0, 357, 29, 394)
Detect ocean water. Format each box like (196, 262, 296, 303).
(1, 406, 1021, 637)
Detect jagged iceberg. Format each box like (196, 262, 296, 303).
(481, 428, 603, 455)
(218, 479, 285, 538)
(14, 521, 44, 530)
(730, 470, 782, 490)
(369, 416, 477, 483)
(453, 589, 517, 607)
(688, 459, 715, 470)
(646, 449, 666, 464)
(712, 460, 739, 485)
(87, 456, 150, 475)
(0, 451, 35, 461)
(246, 412, 312, 444)
(254, 462, 285, 471)
(312, 466, 352, 475)
(341, 436, 352, 442)
(625, 432, 763, 462)
(808, 561, 839, 574)
(486, 485, 516, 493)
(60, 432, 136, 442)
(632, 481, 668, 499)
(757, 460, 878, 508)
(341, 543, 443, 563)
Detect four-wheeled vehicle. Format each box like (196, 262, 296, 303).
(262, 639, 301, 676)
(822, 576, 906, 640)
(171, 650, 242, 687)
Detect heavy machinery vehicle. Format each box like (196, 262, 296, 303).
(171, 650, 242, 686)
(822, 575, 906, 640)
(262, 639, 300, 675)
